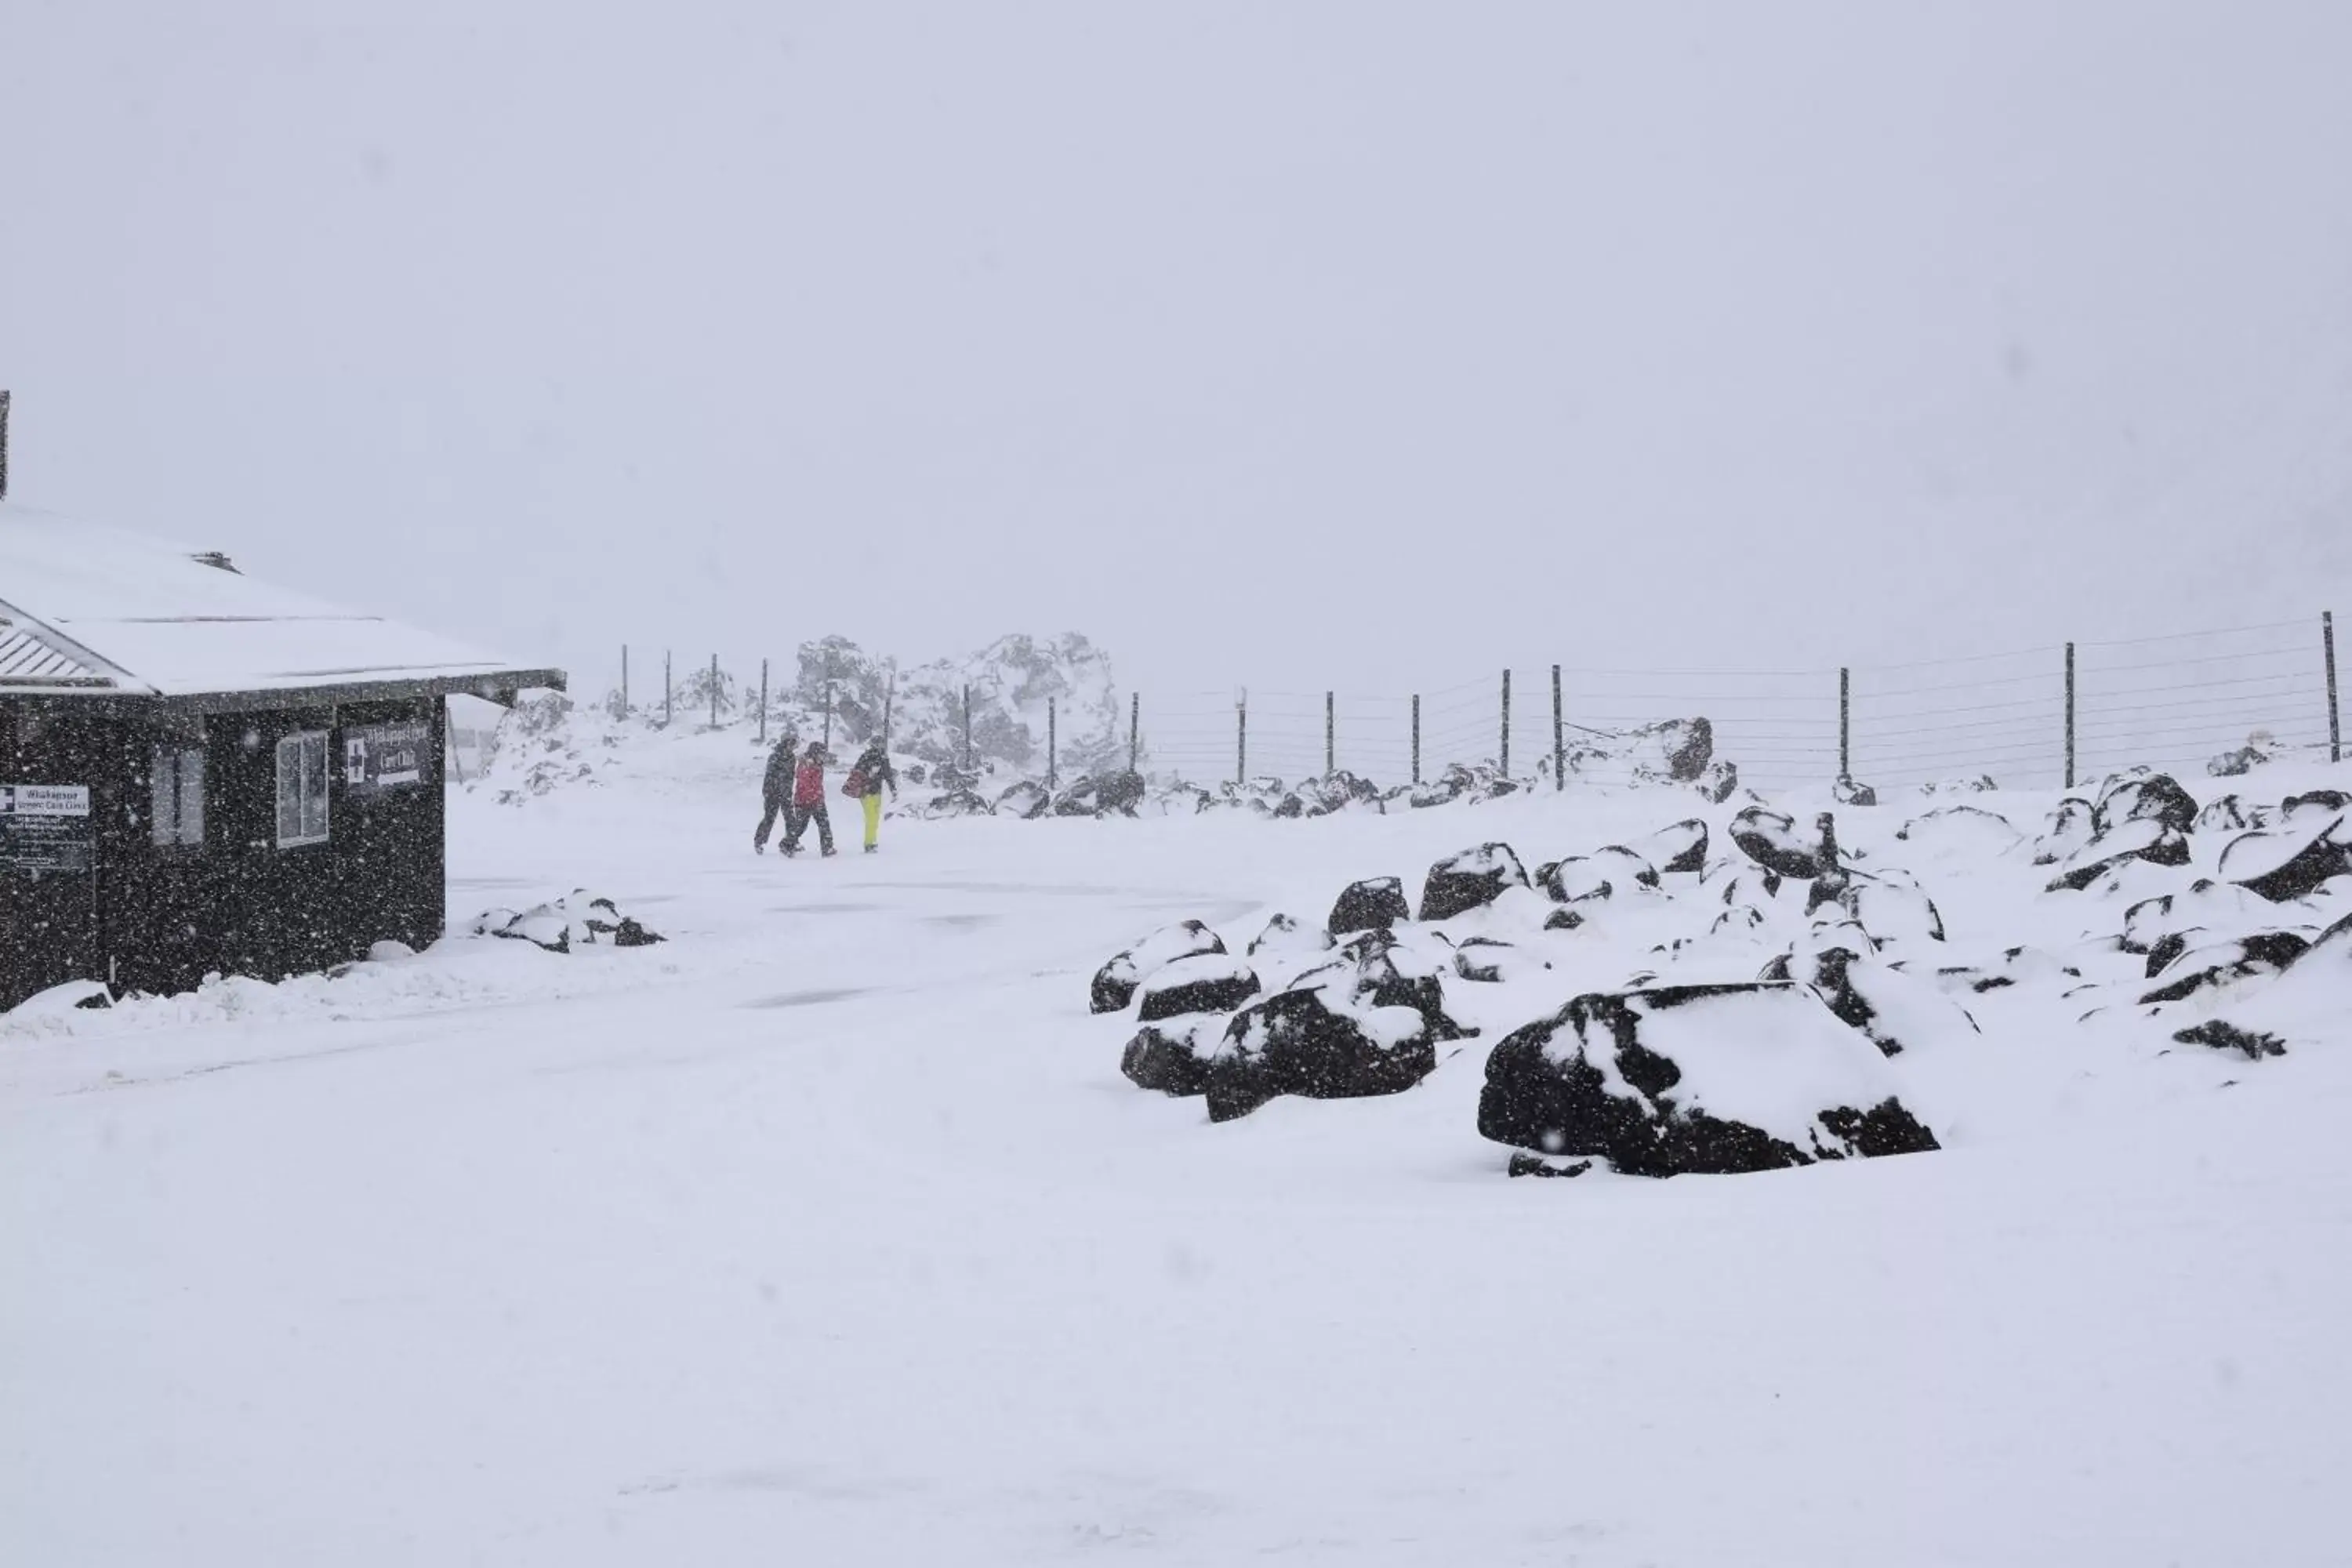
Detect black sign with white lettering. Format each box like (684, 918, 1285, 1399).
(0, 783, 95, 873)
(343, 722, 431, 795)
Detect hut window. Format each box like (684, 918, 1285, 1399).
(150, 745, 206, 848)
(274, 731, 331, 848)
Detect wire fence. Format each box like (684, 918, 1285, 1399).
(597, 612, 2344, 795)
(1133, 612, 2343, 794)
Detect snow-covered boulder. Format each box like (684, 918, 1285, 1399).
(1537, 846, 1660, 905)
(2218, 809, 2352, 903)
(1329, 876, 1411, 937)
(2096, 771, 2199, 836)
(996, 780, 1051, 819)
(1630, 818, 1711, 877)
(921, 789, 995, 819)
(1620, 717, 1715, 782)
(1834, 775, 1879, 808)
(1247, 913, 1334, 979)
(2031, 797, 2099, 866)
(1052, 773, 1142, 818)
(470, 891, 664, 953)
(1730, 808, 1840, 880)
(1204, 987, 1440, 1123)
(2139, 933, 2311, 1007)
(2043, 818, 2191, 893)
(1420, 843, 1531, 921)
(1286, 927, 1472, 1044)
(1926, 946, 2083, 996)
(1696, 760, 1741, 804)
(1762, 947, 1979, 1057)
(1120, 1014, 1225, 1097)
(1812, 868, 1946, 949)
(1091, 920, 1227, 1014)
(1137, 953, 1262, 1022)
(1895, 805, 2021, 855)
(2194, 795, 2260, 835)
(1476, 983, 1940, 1178)
(1299, 771, 1382, 816)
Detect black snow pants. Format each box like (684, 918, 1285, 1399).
(785, 799, 834, 855)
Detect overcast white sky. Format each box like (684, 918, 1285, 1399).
(5, 1, 2350, 700)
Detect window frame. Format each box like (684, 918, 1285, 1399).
(274, 730, 332, 849)
(148, 742, 206, 850)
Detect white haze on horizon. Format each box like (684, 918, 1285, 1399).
(4, 1, 2350, 702)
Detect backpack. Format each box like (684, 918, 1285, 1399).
(840, 767, 869, 798)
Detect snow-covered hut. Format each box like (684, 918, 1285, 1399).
(1, 481, 562, 1008)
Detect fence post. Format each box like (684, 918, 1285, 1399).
(2325, 612, 2341, 764)
(1411, 695, 1421, 784)
(1325, 691, 1335, 775)
(1838, 666, 1850, 779)
(1236, 690, 1249, 786)
(2064, 642, 2077, 789)
(961, 684, 972, 772)
(664, 649, 673, 728)
(1047, 698, 1058, 790)
(1500, 669, 1512, 776)
(710, 654, 719, 728)
(1129, 692, 1140, 774)
(758, 659, 769, 745)
(882, 665, 896, 745)
(620, 644, 630, 719)
(1552, 664, 1564, 791)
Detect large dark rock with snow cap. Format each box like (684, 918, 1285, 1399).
(1834, 775, 1879, 808)
(2043, 818, 2192, 893)
(1420, 842, 1531, 921)
(996, 780, 1051, 820)
(1287, 928, 1473, 1043)
(2031, 797, 2098, 866)
(1760, 947, 1979, 1057)
(1300, 771, 1382, 816)
(1895, 804, 2020, 852)
(1632, 820, 1710, 876)
(1623, 717, 1715, 782)
(1537, 845, 1660, 905)
(1329, 876, 1412, 936)
(2095, 772, 2198, 837)
(2218, 810, 2352, 903)
(1204, 987, 1439, 1123)
(1091, 920, 1227, 1014)
(1696, 760, 1740, 804)
(2139, 933, 2311, 1006)
(1137, 953, 1263, 1022)
(1475, 983, 1939, 1178)
(1810, 867, 1946, 949)
(1730, 808, 1840, 880)
(1120, 1014, 1224, 1097)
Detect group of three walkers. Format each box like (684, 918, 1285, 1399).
(754, 733, 898, 856)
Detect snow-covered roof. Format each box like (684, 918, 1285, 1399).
(0, 503, 561, 702)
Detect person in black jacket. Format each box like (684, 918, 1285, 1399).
(846, 738, 898, 853)
(753, 733, 797, 853)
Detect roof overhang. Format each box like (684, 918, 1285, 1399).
(0, 669, 568, 712)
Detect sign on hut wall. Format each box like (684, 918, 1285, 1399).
(343, 722, 430, 796)
(0, 782, 95, 873)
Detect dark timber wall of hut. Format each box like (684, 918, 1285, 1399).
(2, 692, 447, 1010)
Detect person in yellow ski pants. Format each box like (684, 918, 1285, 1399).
(845, 739, 898, 853)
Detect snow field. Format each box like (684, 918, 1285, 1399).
(4, 758, 2350, 1565)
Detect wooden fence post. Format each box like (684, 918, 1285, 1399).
(1500, 669, 1512, 776)
(1838, 666, 1850, 779)
(2064, 643, 2077, 789)
(758, 659, 768, 745)
(1552, 663, 1564, 791)
(1129, 692, 1141, 774)
(2325, 612, 2340, 764)
(1411, 695, 1421, 784)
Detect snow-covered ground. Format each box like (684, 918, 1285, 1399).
(5, 743, 2351, 1566)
